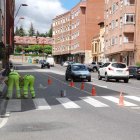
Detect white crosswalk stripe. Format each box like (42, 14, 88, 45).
(80, 97, 109, 107)
(102, 96, 138, 107)
(56, 98, 81, 109)
(124, 96, 140, 102)
(6, 96, 140, 112)
(33, 98, 51, 110)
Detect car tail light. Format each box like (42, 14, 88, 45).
(43, 63, 44, 65)
(117, 62, 122, 64)
(108, 68, 114, 71)
(126, 69, 129, 71)
(48, 63, 50, 65)
(89, 65, 90, 66)
(136, 71, 138, 74)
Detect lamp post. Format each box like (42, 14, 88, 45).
(14, 4, 28, 19)
(13, 17, 25, 27)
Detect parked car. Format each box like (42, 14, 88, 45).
(46, 56, 54, 67)
(98, 62, 129, 83)
(136, 68, 140, 80)
(68, 62, 74, 65)
(128, 66, 140, 78)
(39, 60, 46, 64)
(88, 62, 104, 72)
(65, 64, 91, 82)
(41, 62, 50, 69)
(63, 61, 69, 67)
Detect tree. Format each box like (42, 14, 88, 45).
(15, 46, 22, 53)
(19, 25, 27, 36)
(28, 22, 35, 36)
(45, 31, 48, 37)
(15, 26, 19, 35)
(36, 30, 40, 37)
(47, 25, 52, 37)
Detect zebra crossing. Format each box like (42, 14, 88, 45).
(6, 96, 140, 112)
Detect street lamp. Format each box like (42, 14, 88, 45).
(14, 4, 28, 19)
(13, 17, 25, 27)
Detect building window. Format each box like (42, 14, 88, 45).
(106, 40, 108, 50)
(112, 3, 115, 14)
(78, 31, 79, 36)
(121, 0, 123, 10)
(108, 39, 110, 46)
(71, 44, 73, 50)
(112, 20, 115, 30)
(120, 17, 122, 28)
(63, 27, 65, 32)
(53, 30, 55, 35)
(120, 35, 122, 45)
(125, 0, 135, 5)
(20, 39, 23, 42)
(111, 37, 115, 46)
(72, 24, 74, 30)
(116, 2, 118, 10)
(106, 25, 108, 34)
(124, 36, 129, 43)
(63, 18, 65, 23)
(95, 43, 97, 53)
(107, 10, 108, 19)
(26, 39, 30, 42)
(72, 34, 74, 40)
(116, 19, 118, 27)
(56, 20, 57, 25)
(107, 0, 109, 4)
(53, 21, 55, 27)
(53, 39, 55, 44)
(75, 22, 77, 28)
(115, 37, 118, 44)
(61, 19, 63, 23)
(72, 13, 74, 19)
(58, 20, 60, 24)
(124, 14, 135, 24)
(110, 8, 112, 14)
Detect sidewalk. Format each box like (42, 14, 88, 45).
(0, 67, 14, 98)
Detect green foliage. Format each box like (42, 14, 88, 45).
(14, 53, 22, 56)
(24, 48, 33, 53)
(136, 62, 140, 66)
(23, 44, 29, 48)
(15, 46, 22, 53)
(19, 25, 27, 36)
(28, 22, 35, 36)
(47, 25, 52, 37)
(15, 27, 19, 35)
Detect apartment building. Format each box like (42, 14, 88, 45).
(91, 22, 107, 62)
(104, 0, 135, 65)
(135, 0, 140, 63)
(52, 0, 104, 64)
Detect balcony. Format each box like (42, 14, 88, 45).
(122, 41, 134, 51)
(123, 24, 135, 33)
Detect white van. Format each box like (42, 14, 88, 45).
(46, 56, 54, 67)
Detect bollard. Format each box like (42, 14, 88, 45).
(61, 90, 66, 97)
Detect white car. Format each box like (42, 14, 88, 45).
(46, 57, 54, 67)
(98, 62, 129, 83)
(63, 61, 69, 67)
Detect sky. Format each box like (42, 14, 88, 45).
(14, 0, 85, 35)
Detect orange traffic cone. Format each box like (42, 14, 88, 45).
(48, 77, 51, 84)
(70, 79, 74, 87)
(91, 85, 97, 96)
(81, 81, 84, 90)
(118, 92, 124, 106)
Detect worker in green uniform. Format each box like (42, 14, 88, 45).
(4, 72, 22, 100)
(21, 75, 36, 99)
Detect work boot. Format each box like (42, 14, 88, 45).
(17, 94, 21, 99)
(24, 95, 28, 99)
(32, 94, 36, 99)
(6, 94, 11, 100)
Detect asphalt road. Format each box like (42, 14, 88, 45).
(0, 62, 140, 140)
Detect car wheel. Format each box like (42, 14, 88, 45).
(93, 67, 97, 72)
(116, 79, 119, 82)
(41, 66, 43, 69)
(98, 73, 102, 80)
(65, 76, 68, 81)
(88, 78, 91, 82)
(105, 73, 109, 82)
(124, 79, 129, 83)
(137, 78, 140, 80)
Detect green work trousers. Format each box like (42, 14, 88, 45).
(7, 74, 20, 98)
(23, 75, 35, 98)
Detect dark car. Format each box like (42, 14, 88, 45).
(136, 68, 140, 80)
(41, 62, 50, 69)
(65, 64, 91, 82)
(9, 60, 13, 68)
(39, 60, 46, 64)
(128, 66, 140, 78)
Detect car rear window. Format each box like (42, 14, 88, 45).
(72, 65, 87, 71)
(111, 63, 126, 68)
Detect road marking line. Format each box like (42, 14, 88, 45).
(6, 99, 21, 112)
(102, 96, 138, 106)
(0, 112, 10, 129)
(56, 98, 81, 109)
(33, 98, 51, 110)
(80, 97, 109, 107)
(124, 96, 140, 102)
(91, 83, 108, 88)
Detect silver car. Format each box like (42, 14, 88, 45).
(65, 64, 91, 82)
